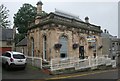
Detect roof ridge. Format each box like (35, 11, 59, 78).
(16, 37, 27, 46)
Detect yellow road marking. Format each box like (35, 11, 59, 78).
(46, 69, 119, 80)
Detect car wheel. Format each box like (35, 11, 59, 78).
(5, 62, 9, 70)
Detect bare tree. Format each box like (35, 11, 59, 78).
(0, 4, 10, 28)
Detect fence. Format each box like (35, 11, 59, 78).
(26, 55, 116, 71)
(50, 56, 116, 71)
(75, 58, 90, 70)
(50, 57, 77, 71)
(26, 56, 42, 69)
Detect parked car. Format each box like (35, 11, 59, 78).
(1, 51, 27, 70)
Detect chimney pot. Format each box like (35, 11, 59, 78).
(104, 29, 106, 33)
(85, 16, 89, 23)
(36, 1, 43, 5)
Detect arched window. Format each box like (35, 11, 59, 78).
(31, 37, 34, 57)
(43, 35, 47, 60)
(60, 36, 68, 58)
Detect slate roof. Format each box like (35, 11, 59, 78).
(0, 28, 13, 41)
(16, 37, 27, 46)
(53, 9, 83, 22)
(101, 32, 120, 42)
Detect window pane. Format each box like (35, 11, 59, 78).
(6, 53, 11, 57)
(60, 36, 67, 58)
(13, 54, 25, 59)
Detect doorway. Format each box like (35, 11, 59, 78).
(79, 46, 84, 59)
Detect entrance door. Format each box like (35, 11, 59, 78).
(79, 46, 84, 59)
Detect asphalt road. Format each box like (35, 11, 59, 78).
(1, 61, 120, 81)
(69, 69, 119, 79)
(44, 68, 120, 81)
(0, 60, 2, 81)
(1, 64, 52, 80)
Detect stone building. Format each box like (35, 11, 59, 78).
(16, 37, 27, 56)
(27, 1, 103, 63)
(0, 28, 14, 54)
(101, 29, 120, 60)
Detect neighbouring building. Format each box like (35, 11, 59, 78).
(16, 37, 27, 55)
(0, 28, 14, 54)
(101, 29, 120, 60)
(27, 1, 103, 63)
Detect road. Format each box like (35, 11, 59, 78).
(1, 62, 120, 81)
(1, 64, 52, 80)
(47, 69, 119, 80)
(67, 69, 119, 79)
(0, 58, 2, 81)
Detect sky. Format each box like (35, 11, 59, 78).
(0, 0, 119, 37)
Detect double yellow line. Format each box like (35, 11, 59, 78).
(46, 69, 119, 80)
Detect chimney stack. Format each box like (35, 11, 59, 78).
(35, 1, 43, 24)
(36, 1, 43, 15)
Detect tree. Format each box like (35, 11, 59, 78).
(14, 3, 48, 43)
(13, 3, 37, 34)
(0, 4, 10, 28)
(14, 33, 25, 44)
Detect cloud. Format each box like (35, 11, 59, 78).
(1, 1, 118, 36)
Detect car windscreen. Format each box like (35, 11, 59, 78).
(13, 54, 25, 59)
